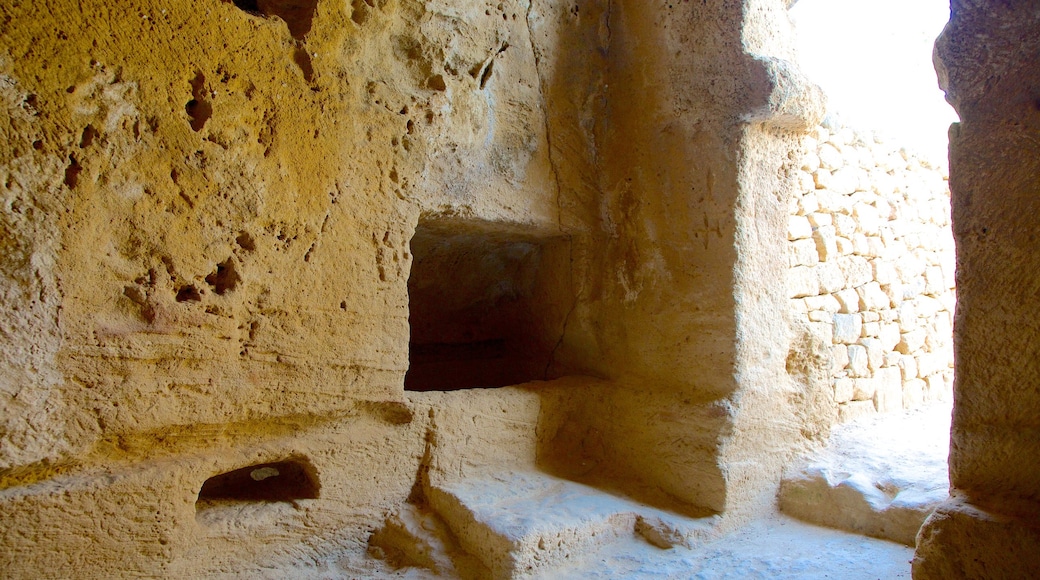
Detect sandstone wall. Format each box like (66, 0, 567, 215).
(0, 0, 832, 575)
(0, 0, 564, 575)
(913, 1, 1040, 577)
(787, 119, 955, 423)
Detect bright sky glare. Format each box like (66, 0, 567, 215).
(790, 0, 959, 161)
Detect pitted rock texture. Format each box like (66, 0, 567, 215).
(0, 0, 839, 577)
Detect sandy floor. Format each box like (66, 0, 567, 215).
(550, 515, 913, 580)
(322, 513, 913, 579)
(812, 402, 951, 499)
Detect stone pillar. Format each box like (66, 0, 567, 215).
(914, 1, 1040, 577)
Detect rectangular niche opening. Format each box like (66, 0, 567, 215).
(405, 219, 571, 391)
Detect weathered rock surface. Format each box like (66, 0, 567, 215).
(913, 1, 1040, 577)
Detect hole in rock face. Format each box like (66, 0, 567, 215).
(236, 232, 256, 252)
(426, 74, 446, 92)
(479, 60, 494, 89)
(63, 154, 82, 189)
(186, 72, 211, 132)
(205, 258, 240, 295)
(405, 220, 571, 391)
(228, 0, 318, 40)
(292, 46, 315, 82)
(175, 285, 202, 302)
(79, 124, 97, 148)
(196, 459, 319, 510)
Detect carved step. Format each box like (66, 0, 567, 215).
(425, 470, 713, 579)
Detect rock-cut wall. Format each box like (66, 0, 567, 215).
(788, 119, 955, 422)
(0, 0, 830, 576)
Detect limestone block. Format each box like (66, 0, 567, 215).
(880, 226, 899, 249)
(852, 377, 875, 399)
(881, 282, 903, 307)
(931, 314, 953, 346)
(866, 236, 886, 258)
(898, 354, 918, 381)
(789, 298, 808, 316)
(789, 215, 813, 240)
(852, 233, 870, 256)
(750, 56, 827, 132)
(833, 377, 854, 403)
(856, 282, 889, 311)
(838, 401, 876, 423)
(837, 256, 873, 289)
(895, 253, 926, 281)
(804, 294, 841, 313)
(816, 188, 850, 213)
(801, 152, 821, 174)
(818, 142, 844, 170)
(873, 368, 903, 413)
(834, 213, 857, 238)
(833, 314, 863, 345)
(860, 338, 884, 372)
(789, 238, 820, 267)
(789, 266, 819, 299)
(835, 289, 860, 313)
(883, 351, 901, 368)
(831, 344, 850, 375)
(917, 353, 946, 379)
(916, 296, 943, 318)
(807, 212, 832, 228)
(817, 262, 846, 294)
(814, 169, 833, 190)
(861, 322, 880, 338)
(835, 236, 854, 256)
(940, 261, 956, 290)
(853, 203, 881, 236)
(872, 261, 897, 286)
(902, 277, 925, 300)
(828, 168, 860, 196)
(798, 189, 819, 214)
(807, 310, 831, 323)
(812, 225, 839, 261)
(897, 301, 917, 324)
(902, 377, 925, 409)
(923, 374, 947, 402)
(896, 329, 926, 355)
(856, 146, 877, 170)
(879, 323, 902, 351)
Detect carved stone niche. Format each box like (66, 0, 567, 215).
(405, 219, 571, 392)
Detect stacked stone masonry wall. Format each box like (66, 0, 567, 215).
(788, 120, 955, 422)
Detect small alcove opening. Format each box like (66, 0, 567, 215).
(227, 0, 318, 40)
(195, 458, 319, 516)
(405, 219, 572, 392)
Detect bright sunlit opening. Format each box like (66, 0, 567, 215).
(790, 0, 958, 161)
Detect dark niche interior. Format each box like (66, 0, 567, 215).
(195, 458, 320, 512)
(405, 219, 571, 391)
